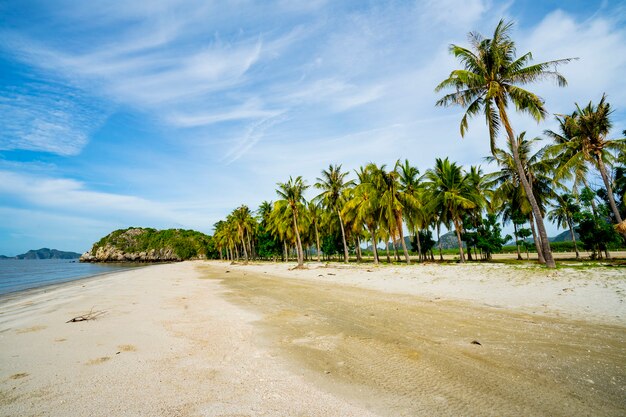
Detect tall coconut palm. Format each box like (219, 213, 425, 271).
(268, 201, 293, 262)
(315, 165, 354, 263)
(435, 19, 573, 268)
(547, 193, 581, 259)
(373, 163, 411, 263)
(565, 95, 626, 231)
(397, 159, 427, 261)
(276, 176, 308, 267)
(545, 112, 591, 192)
(425, 158, 483, 262)
(343, 163, 383, 264)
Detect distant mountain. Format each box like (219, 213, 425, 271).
(13, 248, 82, 260)
(437, 231, 466, 249)
(506, 230, 579, 246)
(550, 230, 578, 242)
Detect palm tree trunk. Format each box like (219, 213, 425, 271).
(437, 223, 443, 261)
(453, 217, 465, 263)
(283, 240, 288, 262)
(567, 218, 580, 259)
(596, 156, 626, 236)
(498, 103, 556, 268)
(529, 214, 545, 264)
(385, 240, 391, 263)
(369, 225, 380, 264)
(337, 210, 350, 263)
(356, 238, 362, 262)
(396, 212, 410, 264)
(415, 228, 423, 262)
(389, 228, 400, 261)
(513, 223, 522, 260)
(293, 213, 304, 267)
(239, 228, 249, 263)
(314, 222, 321, 262)
(246, 231, 254, 260)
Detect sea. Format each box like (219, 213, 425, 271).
(0, 259, 144, 296)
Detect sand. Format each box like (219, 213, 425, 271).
(1, 260, 625, 416)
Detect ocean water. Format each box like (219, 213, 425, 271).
(0, 259, 144, 295)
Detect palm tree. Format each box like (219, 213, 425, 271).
(343, 163, 383, 264)
(397, 159, 426, 261)
(565, 95, 625, 231)
(485, 132, 557, 263)
(435, 19, 574, 268)
(425, 158, 483, 262)
(231, 205, 253, 263)
(268, 201, 293, 262)
(276, 176, 308, 267)
(315, 165, 354, 263)
(373, 163, 411, 263)
(547, 193, 581, 259)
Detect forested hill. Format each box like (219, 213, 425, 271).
(80, 227, 215, 262)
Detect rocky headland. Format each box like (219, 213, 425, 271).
(80, 227, 214, 262)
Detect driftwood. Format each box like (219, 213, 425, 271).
(66, 308, 106, 323)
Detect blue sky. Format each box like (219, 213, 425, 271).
(1, 0, 625, 255)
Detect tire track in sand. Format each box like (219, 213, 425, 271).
(200, 265, 626, 417)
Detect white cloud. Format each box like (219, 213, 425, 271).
(0, 84, 106, 155)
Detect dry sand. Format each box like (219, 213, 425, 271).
(1, 260, 625, 416)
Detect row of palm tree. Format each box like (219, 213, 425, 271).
(212, 20, 625, 268)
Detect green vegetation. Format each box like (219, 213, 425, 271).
(210, 20, 626, 267)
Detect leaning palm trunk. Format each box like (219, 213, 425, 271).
(337, 210, 350, 263)
(499, 105, 556, 268)
(596, 155, 626, 237)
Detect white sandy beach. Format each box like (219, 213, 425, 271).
(1, 261, 625, 416)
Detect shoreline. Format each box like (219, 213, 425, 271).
(0, 261, 150, 300)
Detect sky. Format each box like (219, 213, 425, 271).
(1, 0, 625, 255)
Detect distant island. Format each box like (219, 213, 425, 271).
(0, 248, 82, 260)
(80, 227, 216, 262)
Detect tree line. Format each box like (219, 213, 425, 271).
(212, 20, 626, 268)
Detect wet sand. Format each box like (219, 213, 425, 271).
(1, 261, 625, 416)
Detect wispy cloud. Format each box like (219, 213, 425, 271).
(0, 83, 106, 155)
(222, 113, 290, 164)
